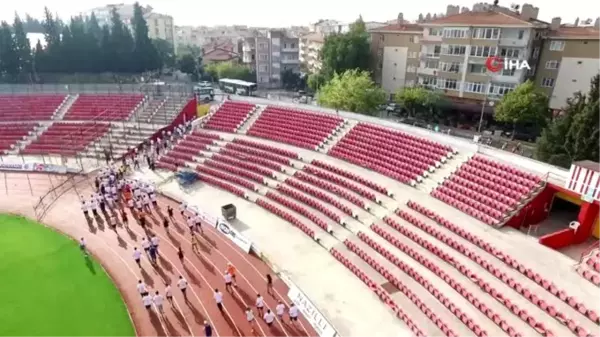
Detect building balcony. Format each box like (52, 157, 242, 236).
(417, 67, 438, 76)
(282, 58, 299, 64)
(421, 34, 443, 42)
(420, 53, 441, 60)
(498, 38, 528, 47)
(282, 47, 299, 53)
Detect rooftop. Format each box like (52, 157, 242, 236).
(300, 32, 325, 43)
(548, 26, 600, 39)
(370, 23, 423, 33)
(421, 10, 535, 27)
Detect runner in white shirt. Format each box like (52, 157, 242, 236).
(150, 193, 158, 207)
(214, 289, 224, 312)
(177, 276, 188, 300)
(134, 198, 143, 213)
(134, 188, 142, 199)
(142, 194, 151, 212)
(141, 238, 151, 256)
(133, 247, 142, 268)
(263, 309, 275, 326)
(194, 213, 203, 234)
(224, 271, 233, 293)
(153, 291, 164, 314)
(255, 294, 265, 316)
(111, 185, 118, 199)
(179, 201, 188, 216)
(81, 200, 89, 218)
(275, 300, 285, 319)
(165, 284, 173, 306)
(89, 197, 98, 216)
(151, 235, 159, 253)
(289, 303, 299, 324)
(137, 280, 148, 297)
(105, 195, 114, 210)
(246, 307, 256, 332)
(142, 293, 152, 310)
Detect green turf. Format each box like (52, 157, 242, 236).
(0, 214, 135, 336)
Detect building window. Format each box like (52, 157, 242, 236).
(291, 43, 295, 48)
(549, 41, 565, 51)
(258, 65, 268, 72)
(259, 43, 267, 49)
(408, 52, 418, 58)
(443, 29, 468, 38)
(472, 28, 500, 39)
(532, 47, 540, 59)
(501, 68, 516, 76)
(545, 60, 560, 69)
(464, 82, 485, 93)
(425, 60, 438, 69)
(440, 62, 461, 73)
(541, 78, 555, 87)
(490, 83, 516, 95)
(259, 54, 268, 61)
(470, 45, 497, 57)
(429, 28, 441, 36)
(438, 78, 458, 90)
(500, 48, 520, 58)
(443, 45, 467, 56)
(527, 65, 536, 76)
(469, 63, 487, 74)
(380, 34, 384, 41)
(518, 30, 525, 39)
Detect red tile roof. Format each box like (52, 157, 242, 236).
(203, 47, 239, 62)
(421, 10, 534, 26)
(370, 23, 423, 32)
(548, 26, 600, 39)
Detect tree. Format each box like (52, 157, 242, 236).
(319, 16, 370, 81)
(0, 21, 19, 81)
(307, 72, 326, 92)
(205, 62, 254, 82)
(281, 69, 303, 90)
(177, 53, 201, 81)
(153, 39, 175, 69)
(317, 69, 386, 115)
(131, 2, 160, 72)
(394, 87, 445, 120)
(494, 80, 550, 138)
(13, 15, 33, 77)
(536, 75, 600, 167)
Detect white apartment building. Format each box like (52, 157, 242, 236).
(299, 33, 324, 73)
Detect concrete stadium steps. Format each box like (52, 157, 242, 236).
(129, 95, 188, 126)
(152, 130, 600, 337)
(82, 122, 156, 158)
(237, 104, 266, 134)
(318, 119, 358, 154)
(51, 94, 79, 120)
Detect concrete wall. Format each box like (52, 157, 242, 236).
(549, 57, 600, 109)
(232, 96, 571, 180)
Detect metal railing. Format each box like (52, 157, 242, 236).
(33, 170, 86, 221)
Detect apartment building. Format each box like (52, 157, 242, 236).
(534, 18, 600, 111)
(299, 33, 325, 73)
(145, 12, 176, 52)
(84, 4, 175, 51)
(176, 25, 252, 50)
(370, 20, 423, 94)
(417, 7, 547, 104)
(242, 30, 300, 88)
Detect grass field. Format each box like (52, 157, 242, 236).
(0, 214, 135, 336)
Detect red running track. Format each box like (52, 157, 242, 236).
(5, 176, 317, 337)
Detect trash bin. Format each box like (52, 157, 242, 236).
(221, 204, 236, 220)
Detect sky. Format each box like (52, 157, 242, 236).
(1, 0, 599, 27)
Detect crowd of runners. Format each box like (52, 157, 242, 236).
(78, 152, 303, 336)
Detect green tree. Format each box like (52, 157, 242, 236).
(281, 69, 303, 90)
(131, 2, 160, 72)
(13, 15, 33, 77)
(394, 87, 445, 120)
(153, 39, 175, 69)
(0, 21, 19, 81)
(494, 80, 550, 138)
(319, 16, 370, 81)
(109, 8, 134, 72)
(536, 75, 600, 167)
(205, 62, 253, 82)
(317, 69, 386, 115)
(177, 53, 201, 81)
(307, 72, 326, 91)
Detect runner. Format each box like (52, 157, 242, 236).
(133, 247, 142, 268)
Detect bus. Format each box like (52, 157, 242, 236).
(194, 82, 214, 102)
(218, 78, 257, 96)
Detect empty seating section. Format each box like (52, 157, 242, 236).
(64, 94, 144, 121)
(406, 201, 600, 333)
(248, 106, 343, 149)
(329, 248, 426, 337)
(0, 124, 36, 153)
(577, 248, 600, 286)
(0, 95, 65, 121)
(432, 156, 543, 226)
(23, 123, 110, 155)
(311, 159, 391, 196)
(329, 123, 453, 184)
(204, 101, 255, 132)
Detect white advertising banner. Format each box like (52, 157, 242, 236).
(288, 284, 337, 337)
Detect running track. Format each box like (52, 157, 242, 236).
(0, 174, 317, 337)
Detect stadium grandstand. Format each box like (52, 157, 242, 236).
(1, 86, 599, 337)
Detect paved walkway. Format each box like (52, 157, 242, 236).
(0, 173, 316, 337)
